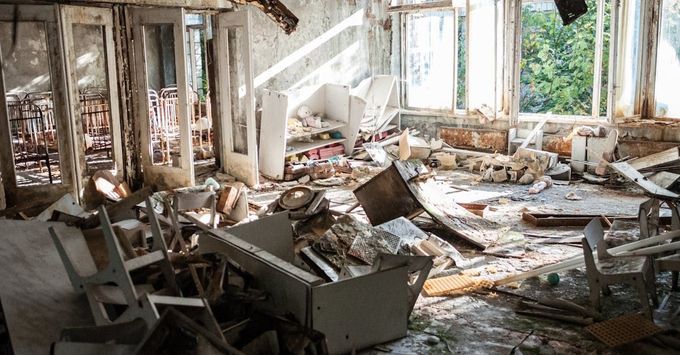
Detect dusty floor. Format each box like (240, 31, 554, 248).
(243, 167, 680, 354)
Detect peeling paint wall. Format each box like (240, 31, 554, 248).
(1, 21, 107, 94)
(248, 0, 391, 104)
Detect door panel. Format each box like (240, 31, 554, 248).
(132, 7, 194, 190)
(216, 10, 258, 187)
(60, 5, 123, 200)
(0, 5, 75, 207)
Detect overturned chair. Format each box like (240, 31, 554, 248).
(582, 218, 658, 318)
(50, 197, 222, 335)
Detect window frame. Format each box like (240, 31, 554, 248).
(514, 0, 613, 123)
(393, 1, 466, 115)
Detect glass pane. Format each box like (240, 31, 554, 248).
(144, 24, 179, 166)
(185, 16, 214, 163)
(72, 24, 115, 174)
(520, 0, 608, 116)
(405, 11, 454, 110)
(655, 0, 680, 117)
(1, 21, 63, 186)
(456, 9, 466, 110)
(227, 26, 248, 155)
(614, 0, 641, 117)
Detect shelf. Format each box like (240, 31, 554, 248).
(286, 118, 345, 141)
(286, 138, 347, 157)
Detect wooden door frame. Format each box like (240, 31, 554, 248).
(215, 9, 259, 187)
(60, 5, 124, 202)
(131, 7, 194, 190)
(0, 4, 75, 207)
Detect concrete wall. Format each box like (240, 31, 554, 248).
(1, 21, 107, 94)
(248, 0, 392, 105)
(0, 22, 52, 94)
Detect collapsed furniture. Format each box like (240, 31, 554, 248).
(50, 198, 222, 336)
(198, 212, 432, 354)
(582, 218, 658, 318)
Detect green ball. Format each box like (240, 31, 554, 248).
(547, 273, 560, 286)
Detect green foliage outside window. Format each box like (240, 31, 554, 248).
(520, 0, 610, 116)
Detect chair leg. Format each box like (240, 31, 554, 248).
(602, 285, 612, 296)
(588, 278, 602, 311)
(636, 278, 653, 320)
(646, 267, 659, 307)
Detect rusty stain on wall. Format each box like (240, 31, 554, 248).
(439, 127, 508, 153)
(543, 136, 572, 157)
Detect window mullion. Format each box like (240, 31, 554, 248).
(607, 0, 620, 122)
(592, 0, 606, 118)
(453, 8, 459, 113)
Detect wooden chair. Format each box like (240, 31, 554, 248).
(582, 218, 658, 318)
(50, 197, 219, 333)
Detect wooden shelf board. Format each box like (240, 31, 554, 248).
(286, 119, 345, 142)
(286, 138, 347, 156)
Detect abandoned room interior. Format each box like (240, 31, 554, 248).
(6, 0, 680, 353)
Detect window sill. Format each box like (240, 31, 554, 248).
(401, 108, 509, 120)
(518, 113, 610, 126)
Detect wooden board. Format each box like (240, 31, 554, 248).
(354, 160, 503, 249)
(610, 162, 679, 199)
(629, 146, 680, 171)
(0, 220, 92, 354)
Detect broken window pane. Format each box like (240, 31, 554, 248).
(72, 24, 115, 174)
(520, 0, 609, 117)
(144, 24, 180, 166)
(404, 11, 454, 110)
(655, 0, 680, 118)
(1, 21, 63, 186)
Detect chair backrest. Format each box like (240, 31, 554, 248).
(173, 191, 216, 226)
(583, 218, 604, 251)
(49, 227, 100, 291)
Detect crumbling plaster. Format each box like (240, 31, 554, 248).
(249, 0, 391, 104)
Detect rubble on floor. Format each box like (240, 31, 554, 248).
(4, 129, 680, 354)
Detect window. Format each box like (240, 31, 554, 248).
(655, 0, 680, 118)
(404, 11, 455, 110)
(519, 0, 610, 118)
(399, 2, 468, 112)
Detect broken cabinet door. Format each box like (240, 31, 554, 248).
(216, 9, 259, 187)
(131, 7, 194, 190)
(60, 5, 124, 201)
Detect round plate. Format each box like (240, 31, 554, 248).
(278, 186, 314, 210)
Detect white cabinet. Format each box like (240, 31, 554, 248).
(259, 83, 359, 180)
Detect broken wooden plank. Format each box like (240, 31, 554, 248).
(519, 117, 549, 150)
(521, 212, 649, 227)
(629, 146, 680, 172)
(649, 171, 680, 190)
(496, 229, 680, 286)
(609, 162, 679, 199)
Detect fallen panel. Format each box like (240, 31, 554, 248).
(610, 162, 679, 199)
(354, 160, 504, 249)
(0, 220, 92, 355)
(311, 266, 409, 355)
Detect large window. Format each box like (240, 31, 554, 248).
(403, 9, 466, 111)
(519, 0, 610, 117)
(655, 0, 680, 118)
